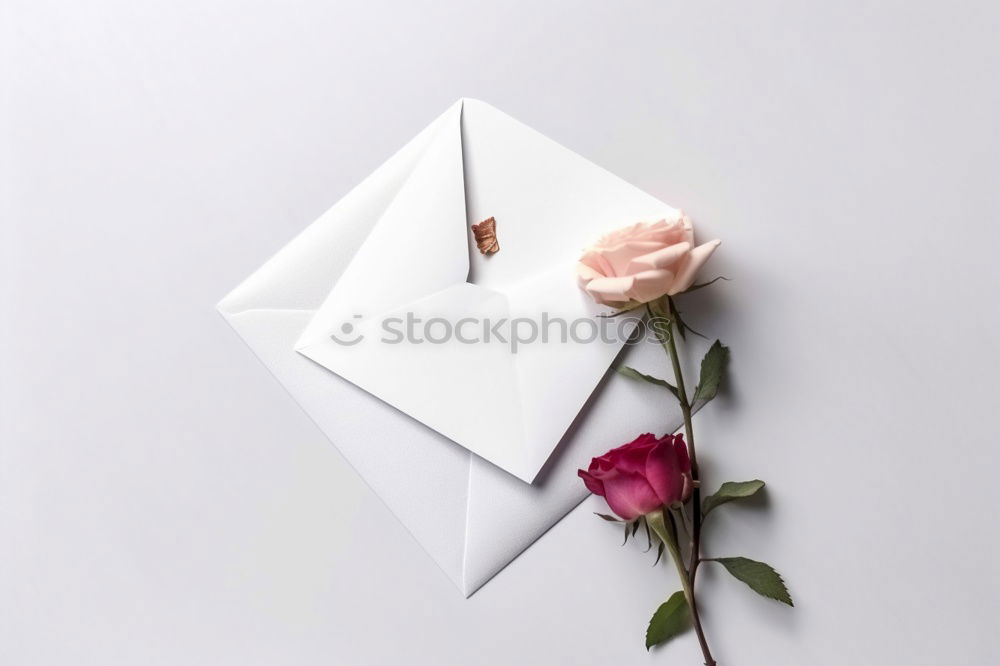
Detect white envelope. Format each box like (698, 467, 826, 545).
(218, 99, 687, 595)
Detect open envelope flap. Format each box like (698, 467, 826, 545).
(295, 98, 682, 482)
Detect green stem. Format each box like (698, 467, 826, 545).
(656, 299, 699, 477)
(647, 509, 716, 666)
(648, 298, 716, 666)
(672, 505, 693, 554)
(651, 298, 703, 573)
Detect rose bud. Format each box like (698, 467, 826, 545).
(578, 433, 692, 521)
(576, 217, 721, 308)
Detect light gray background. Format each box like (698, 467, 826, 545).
(3, 1, 998, 664)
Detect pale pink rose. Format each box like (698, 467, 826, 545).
(576, 217, 721, 307)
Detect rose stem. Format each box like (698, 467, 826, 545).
(646, 509, 716, 666)
(650, 298, 716, 666)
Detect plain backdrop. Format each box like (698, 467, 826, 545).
(3, 1, 999, 664)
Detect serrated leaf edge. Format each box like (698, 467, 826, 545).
(707, 556, 794, 607)
(645, 591, 691, 650)
(693, 340, 729, 403)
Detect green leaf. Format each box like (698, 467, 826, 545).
(702, 480, 766, 516)
(708, 557, 794, 606)
(645, 591, 690, 650)
(594, 512, 623, 522)
(617, 366, 679, 399)
(693, 340, 729, 403)
(632, 520, 641, 538)
(622, 522, 629, 546)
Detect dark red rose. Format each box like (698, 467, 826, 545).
(578, 433, 692, 520)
